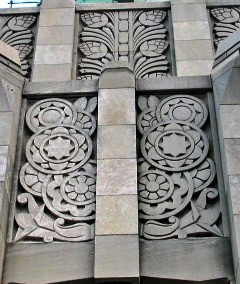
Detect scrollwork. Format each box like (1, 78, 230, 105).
(138, 94, 222, 240)
(78, 9, 169, 79)
(210, 7, 240, 47)
(14, 97, 97, 243)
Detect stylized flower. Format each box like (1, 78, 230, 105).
(65, 175, 95, 203)
(211, 8, 239, 23)
(140, 40, 168, 57)
(8, 15, 36, 31)
(81, 13, 108, 28)
(139, 10, 167, 26)
(79, 42, 108, 59)
(138, 108, 158, 135)
(139, 172, 172, 202)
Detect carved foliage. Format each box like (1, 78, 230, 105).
(138, 95, 222, 240)
(14, 97, 97, 242)
(210, 7, 240, 46)
(78, 10, 169, 79)
(0, 15, 37, 78)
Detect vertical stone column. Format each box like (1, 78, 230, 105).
(0, 41, 24, 280)
(95, 62, 139, 283)
(32, 0, 75, 82)
(172, 0, 214, 76)
(211, 31, 240, 283)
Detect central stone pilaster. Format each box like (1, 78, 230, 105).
(95, 62, 139, 282)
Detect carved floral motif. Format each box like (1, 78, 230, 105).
(78, 10, 169, 79)
(210, 7, 240, 46)
(138, 95, 222, 240)
(0, 15, 37, 78)
(14, 97, 97, 242)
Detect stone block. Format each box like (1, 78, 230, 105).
(0, 146, 9, 182)
(98, 88, 136, 125)
(220, 105, 240, 138)
(36, 26, 74, 45)
(97, 159, 137, 195)
(175, 40, 214, 60)
(39, 8, 75, 27)
(41, 0, 75, 8)
(140, 238, 234, 282)
(4, 242, 94, 284)
(221, 68, 240, 105)
(34, 45, 73, 65)
(224, 139, 240, 175)
(95, 235, 139, 281)
(173, 22, 211, 41)
(1, 79, 22, 113)
(0, 41, 21, 66)
(99, 62, 135, 89)
(177, 60, 213, 76)
(0, 112, 12, 145)
(0, 182, 9, 238)
(96, 195, 138, 235)
(97, 125, 136, 159)
(0, 228, 5, 283)
(32, 64, 72, 82)
(229, 175, 240, 215)
(172, 0, 206, 3)
(172, 4, 208, 22)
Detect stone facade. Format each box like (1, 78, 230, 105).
(0, 0, 240, 283)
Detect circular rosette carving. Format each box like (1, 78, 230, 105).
(20, 163, 47, 197)
(156, 95, 208, 128)
(141, 121, 209, 172)
(138, 170, 174, 204)
(26, 125, 92, 174)
(61, 173, 96, 206)
(42, 174, 95, 221)
(139, 171, 194, 220)
(26, 99, 77, 132)
(75, 110, 96, 136)
(137, 107, 158, 135)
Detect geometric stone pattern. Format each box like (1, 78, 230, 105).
(138, 94, 223, 240)
(0, 15, 37, 78)
(14, 97, 97, 243)
(78, 10, 169, 79)
(210, 7, 240, 47)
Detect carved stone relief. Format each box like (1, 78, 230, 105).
(14, 97, 97, 242)
(210, 7, 240, 47)
(78, 10, 169, 79)
(138, 95, 222, 240)
(0, 15, 37, 78)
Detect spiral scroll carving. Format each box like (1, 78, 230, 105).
(14, 97, 97, 242)
(138, 95, 222, 240)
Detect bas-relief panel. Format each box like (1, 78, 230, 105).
(210, 7, 240, 47)
(12, 97, 97, 243)
(0, 15, 37, 79)
(137, 94, 223, 240)
(78, 10, 170, 79)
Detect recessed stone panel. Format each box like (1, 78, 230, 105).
(96, 195, 138, 235)
(98, 88, 136, 125)
(97, 159, 137, 195)
(97, 125, 136, 159)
